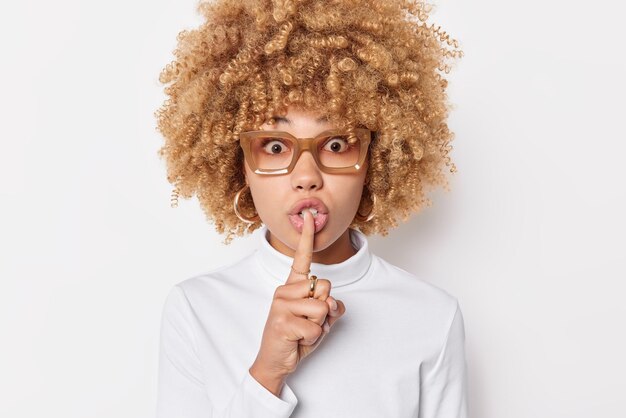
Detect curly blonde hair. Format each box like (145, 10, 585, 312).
(155, 0, 463, 244)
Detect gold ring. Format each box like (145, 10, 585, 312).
(308, 275, 317, 298)
(291, 265, 310, 276)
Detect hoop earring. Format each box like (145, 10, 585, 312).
(355, 192, 376, 223)
(234, 185, 261, 224)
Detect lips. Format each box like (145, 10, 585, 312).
(288, 197, 329, 234)
(288, 198, 329, 216)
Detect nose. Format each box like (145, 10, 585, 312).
(290, 150, 323, 191)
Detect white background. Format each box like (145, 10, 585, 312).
(1, 1, 624, 417)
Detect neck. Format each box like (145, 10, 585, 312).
(268, 228, 356, 265)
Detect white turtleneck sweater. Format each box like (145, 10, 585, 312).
(156, 226, 469, 418)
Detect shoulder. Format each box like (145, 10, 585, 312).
(369, 254, 465, 354)
(163, 251, 258, 310)
(372, 254, 459, 304)
(369, 254, 462, 326)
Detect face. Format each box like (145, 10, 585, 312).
(243, 107, 368, 263)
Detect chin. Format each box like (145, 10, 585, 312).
(308, 222, 343, 253)
(275, 222, 323, 251)
(267, 215, 346, 254)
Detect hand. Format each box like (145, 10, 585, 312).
(250, 210, 346, 390)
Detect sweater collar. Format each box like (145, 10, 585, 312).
(254, 225, 372, 288)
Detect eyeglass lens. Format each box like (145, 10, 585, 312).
(249, 134, 362, 170)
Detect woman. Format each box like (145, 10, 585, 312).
(155, 0, 466, 417)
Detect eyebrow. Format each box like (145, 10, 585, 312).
(272, 115, 329, 125)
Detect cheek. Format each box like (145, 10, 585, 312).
(247, 178, 287, 217)
(328, 178, 366, 217)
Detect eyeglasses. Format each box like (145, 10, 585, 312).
(239, 128, 372, 175)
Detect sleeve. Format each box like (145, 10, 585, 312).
(156, 285, 298, 418)
(418, 301, 469, 418)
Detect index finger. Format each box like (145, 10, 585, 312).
(285, 209, 315, 285)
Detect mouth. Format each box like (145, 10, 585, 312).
(295, 208, 319, 218)
(288, 198, 329, 233)
(289, 197, 329, 216)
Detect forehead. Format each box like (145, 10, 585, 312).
(261, 108, 338, 136)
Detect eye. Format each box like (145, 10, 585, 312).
(322, 136, 350, 153)
(261, 138, 290, 155)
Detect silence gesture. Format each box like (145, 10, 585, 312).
(249, 210, 346, 395)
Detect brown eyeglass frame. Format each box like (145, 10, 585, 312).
(239, 128, 372, 175)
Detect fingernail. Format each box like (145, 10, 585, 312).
(323, 320, 330, 333)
